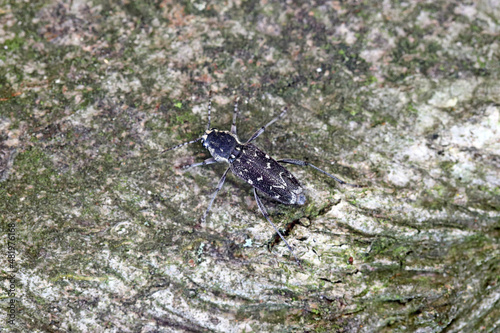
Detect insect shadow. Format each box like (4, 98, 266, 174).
(163, 92, 360, 267)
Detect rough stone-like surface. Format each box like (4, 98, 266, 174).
(0, 1, 498, 332)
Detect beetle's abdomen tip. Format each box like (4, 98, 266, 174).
(297, 194, 306, 205)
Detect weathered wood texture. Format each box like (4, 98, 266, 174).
(0, 1, 498, 332)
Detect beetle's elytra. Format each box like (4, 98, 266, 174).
(163, 92, 360, 267)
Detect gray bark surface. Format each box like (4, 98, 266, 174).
(0, 1, 498, 332)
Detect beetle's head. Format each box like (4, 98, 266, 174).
(202, 129, 238, 162)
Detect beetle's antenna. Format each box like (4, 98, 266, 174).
(231, 96, 240, 136)
(162, 137, 203, 153)
(207, 90, 213, 130)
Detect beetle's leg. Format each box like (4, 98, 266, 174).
(231, 97, 240, 135)
(202, 167, 230, 223)
(278, 159, 361, 187)
(253, 188, 302, 267)
(182, 157, 217, 170)
(246, 107, 287, 144)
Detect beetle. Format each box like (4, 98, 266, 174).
(163, 92, 359, 266)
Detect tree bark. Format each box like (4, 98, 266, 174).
(1, 1, 498, 332)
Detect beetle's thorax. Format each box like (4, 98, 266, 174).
(202, 129, 243, 163)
